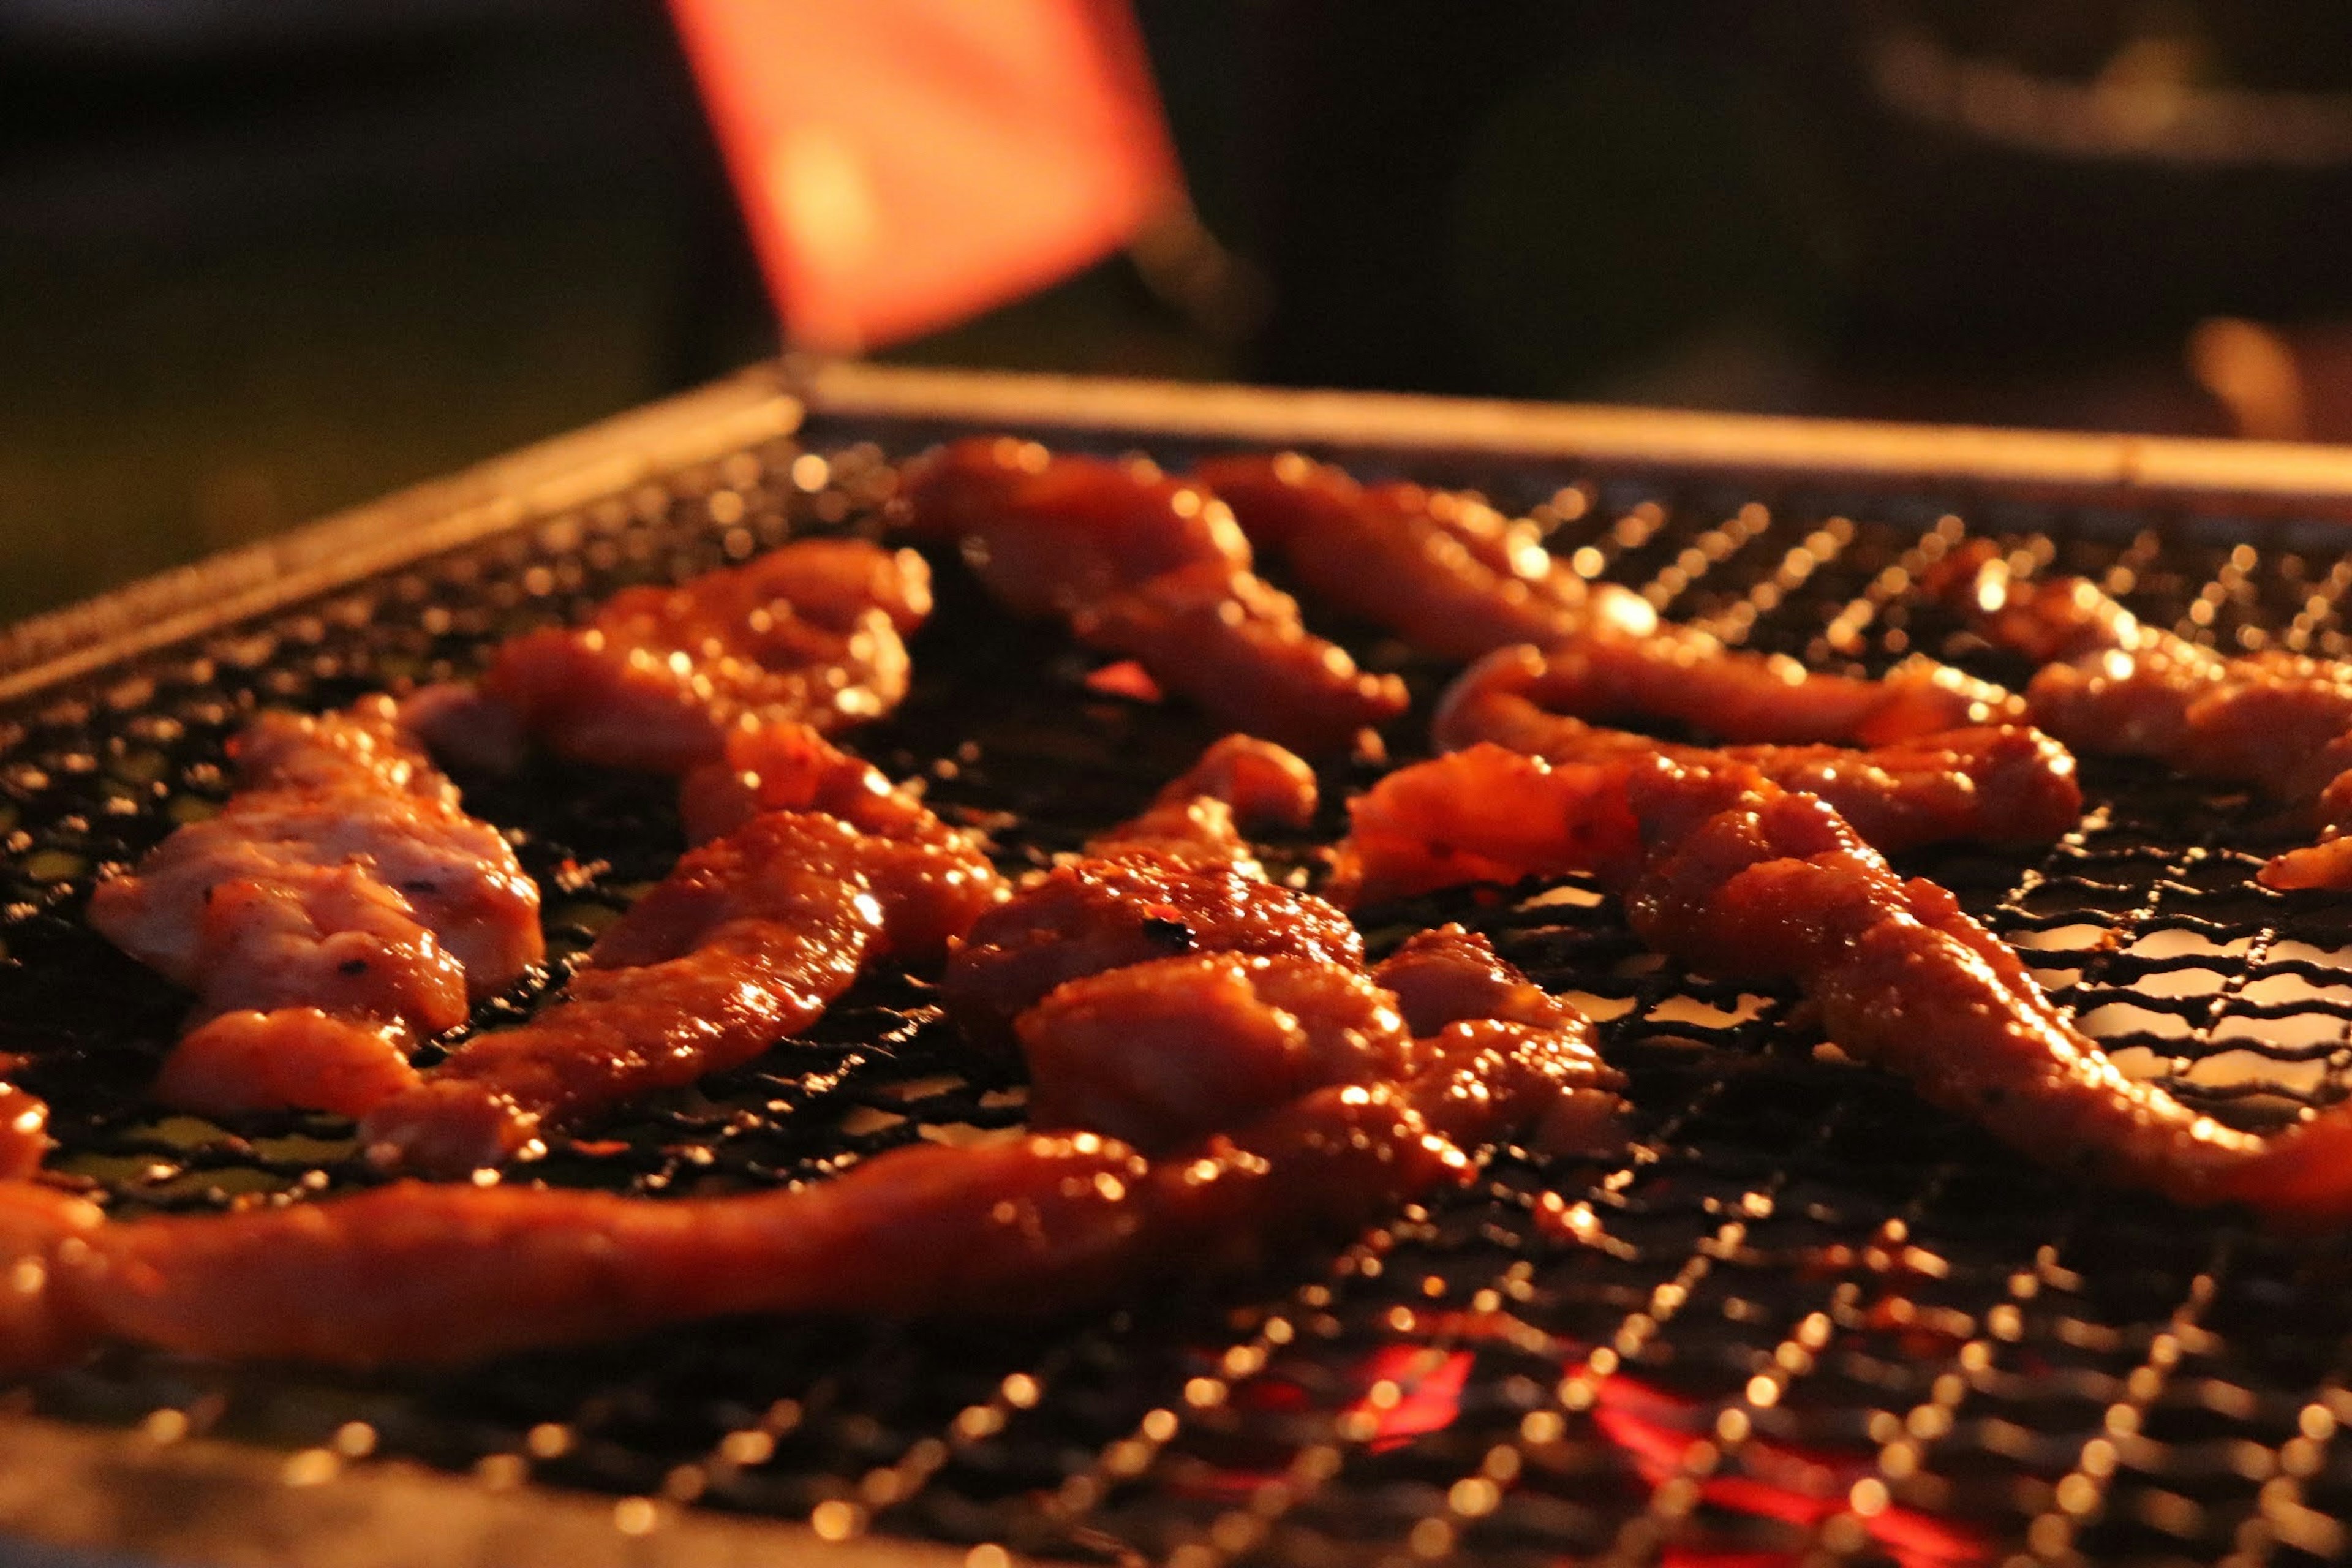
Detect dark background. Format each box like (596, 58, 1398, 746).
(11, 0, 2352, 621)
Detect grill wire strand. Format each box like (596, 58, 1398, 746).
(6, 431, 2352, 1566)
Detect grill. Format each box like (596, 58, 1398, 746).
(7, 365, 2352, 1568)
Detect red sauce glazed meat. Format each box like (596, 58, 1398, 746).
(676, 720, 1006, 960)
(1436, 644, 2080, 858)
(941, 736, 1356, 1049)
(360, 785, 1003, 1175)
(1199, 452, 1659, 659)
(2, 862, 1613, 1370)
(902, 438, 1405, 752)
(1333, 739, 2352, 1228)
(464, 538, 932, 775)
(1093, 733, 1320, 875)
(1436, 622, 2022, 749)
(1936, 542, 2352, 889)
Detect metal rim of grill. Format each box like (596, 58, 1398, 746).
(7, 364, 2352, 1568)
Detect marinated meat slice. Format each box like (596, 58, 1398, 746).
(1017, 931, 1623, 1162)
(477, 538, 932, 774)
(1372, 923, 1589, 1038)
(900, 437, 1250, 615)
(1434, 627, 2022, 752)
(91, 794, 540, 1011)
(1147, 734, 1321, 831)
(358, 811, 891, 1174)
(1019, 953, 1413, 1152)
(0, 1082, 1479, 1369)
(944, 735, 1348, 1048)
(1199, 452, 1658, 658)
(91, 703, 543, 1015)
(0, 917, 1613, 1371)
(1333, 736, 2352, 1227)
(1438, 646, 2080, 855)
(902, 439, 1406, 752)
(1937, 544, 2352, 887)
(1929, 541, 2154, 665)
(0, 1068, 50, 1182)
(677, 720, 943, 844)
(676, 722, 1007, 960)
(1331, 744, 1646, 904)
(1095, 734, 1319, 871)
(102, 858, 469, 1039)
(157, 1010, 421, 1121)
(1074, 564, 1406, 754)
(234, 695, 455, 802)
(943, 857, 1365, 1052)
(1614, 761, 2352, 1224)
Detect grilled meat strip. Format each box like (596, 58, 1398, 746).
(1935, 541, 2352, 889)
(439, 538, 932, 775)
(941, 736, 1353, 1049)
(677, 720, 1005, 960)
(1335, 741, 2352, 1227)
(1436, 644, 2079, 857)
(0, 935, 1611, 1371)
(1199, 451, 1659, 659)
(1087, 733, 1319, 876)
(1435, 624, 2021, 751)
(902, 438, 1406, 752)
(359, 786, 1003, 1175)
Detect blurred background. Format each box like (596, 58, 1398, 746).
(12, 0, 2352, 621)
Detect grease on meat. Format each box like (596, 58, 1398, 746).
(1200, 451, 1657, 658)
(1936, 542, 2352, 888)
(471, 538, 932, 774)
(1335, 738, 2352, 1227)
(1088, 733, 1318, 873)
(677, 720, 1006, 960)
(941, 735, 1351, 1047)
(361, 788, 1001, 1175)
(0, 921, 1612, 1369)
(88, 697, 543, 1116)
(902, 439, 1406, 752)
(1437, 644, 2080, 858)
(1436, 623, 2022, 749)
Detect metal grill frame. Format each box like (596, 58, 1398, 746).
(11, 363, 2352, 1568)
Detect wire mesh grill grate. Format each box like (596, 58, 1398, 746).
(6, 420, 2352, 1566)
